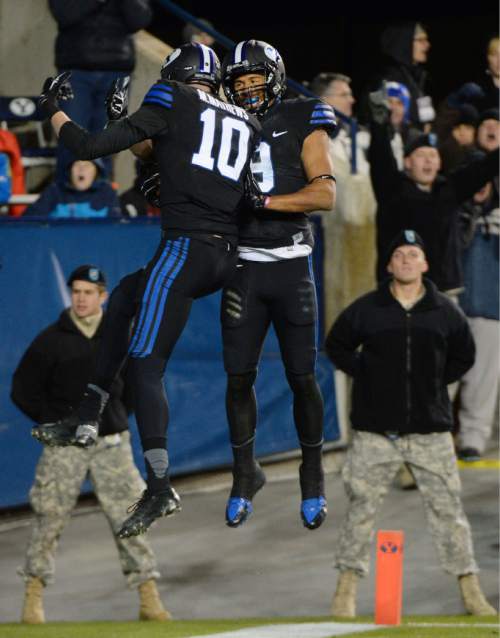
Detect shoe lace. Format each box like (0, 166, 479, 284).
(127, 490, 150, 514)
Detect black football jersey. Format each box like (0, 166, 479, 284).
(59, 80, 261, 238)
(238, 97, 336, 249)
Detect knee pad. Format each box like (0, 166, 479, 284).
(227, 371, 257, 395)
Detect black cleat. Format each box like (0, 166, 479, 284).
(32, 414, 98, 448)
(225, 463, 266, 528)
(118, 488, 181, 538)
(32, 416, 78, 447)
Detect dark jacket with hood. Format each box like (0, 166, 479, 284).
(369, 120, 499, 291)
(373, 22, 431, 128)
(49, 0, 152, 72)
(25, 159, 121, 218)
(11, 309, 128, 435)
(325, 278, 475, 435)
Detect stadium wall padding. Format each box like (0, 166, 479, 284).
(0, 218, 340, 508)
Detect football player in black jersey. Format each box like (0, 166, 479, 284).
(33, 43, 261, 537)
(220, 40, 337, 531)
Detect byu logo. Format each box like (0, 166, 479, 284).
(162, 48, 181, 70)
(9, 97, 36, 117)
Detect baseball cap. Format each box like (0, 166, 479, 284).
(67, 265, 106, 287)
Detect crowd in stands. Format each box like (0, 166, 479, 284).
(0, 15, 498, 458)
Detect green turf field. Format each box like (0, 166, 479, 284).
(0, 616, 498, 638)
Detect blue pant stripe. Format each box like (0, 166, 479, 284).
(130, 240, 183, 356)
(129, 241, 174, 354)
(138, 237, 191, 357)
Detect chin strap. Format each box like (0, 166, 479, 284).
(309, 174, 336, 184)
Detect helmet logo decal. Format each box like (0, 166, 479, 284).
(162, 48, 181, 71)
(264, 45, 278, 62)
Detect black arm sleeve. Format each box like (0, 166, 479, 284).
(448, 148, 500, 204)
(59, 105, 168, 160)
(444, 305, 476, 384)
(369, 121, 402, 204)
(49, 0, 103, 28)
(324, 305, 364, 376)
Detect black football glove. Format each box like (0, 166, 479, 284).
(139, 162, 161, 208)
(368, 81, 390, 125)
(245, 169, 268, 210)
(105, 76, 131, 121)
(38, 71, 73, 119)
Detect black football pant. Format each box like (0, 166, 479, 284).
(221, 257, 325, 497)
(89, 232, 236, 492)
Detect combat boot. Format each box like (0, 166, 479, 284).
(459, 574, 497, 615)
(138, 579, 171, 621)
(21, 576, 45, 624)
(331, 569, 358, 618)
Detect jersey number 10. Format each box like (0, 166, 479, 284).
(192, 108, 250, 181)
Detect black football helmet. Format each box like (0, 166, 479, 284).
(160, 43, 221, 92)
(222, 40, 286, 115)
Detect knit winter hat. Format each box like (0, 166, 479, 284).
(404, 131, 438, 157)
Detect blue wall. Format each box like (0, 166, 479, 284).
(0, 218, 339, 508)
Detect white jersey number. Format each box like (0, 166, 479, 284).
(192, 108, 250, 181)
(250, 141, 275, 193)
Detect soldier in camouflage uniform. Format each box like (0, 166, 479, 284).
(11, 265, 170, 624)
(325, 230, 497, 618)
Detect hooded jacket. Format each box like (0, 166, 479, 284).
(377, 22, 431, 127)
(25, 160, 121, 218)
(11, 309, 128, 435)
(49, 0, 152, 72)
(325, 278, 475, 434)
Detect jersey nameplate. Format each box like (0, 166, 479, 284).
(197, 89, 249, 121)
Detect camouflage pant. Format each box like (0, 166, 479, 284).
(334, 430, 478, 578)
(18, 431, 160, 588)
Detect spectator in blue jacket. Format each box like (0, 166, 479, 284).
(457, 178, 499, 461)
(25, 159, 121, 218)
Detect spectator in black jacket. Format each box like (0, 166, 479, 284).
(325, 230, 496, 619)
(366, 22, 434, 129)
(48, 0, 152, 181)
(11, 264, 169, 625)
(368, 91, 500, 296)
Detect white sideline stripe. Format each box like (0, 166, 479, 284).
(188, 622, 500, 638)
(186, 622, 380, 638)
(408, 623, 498, 628)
